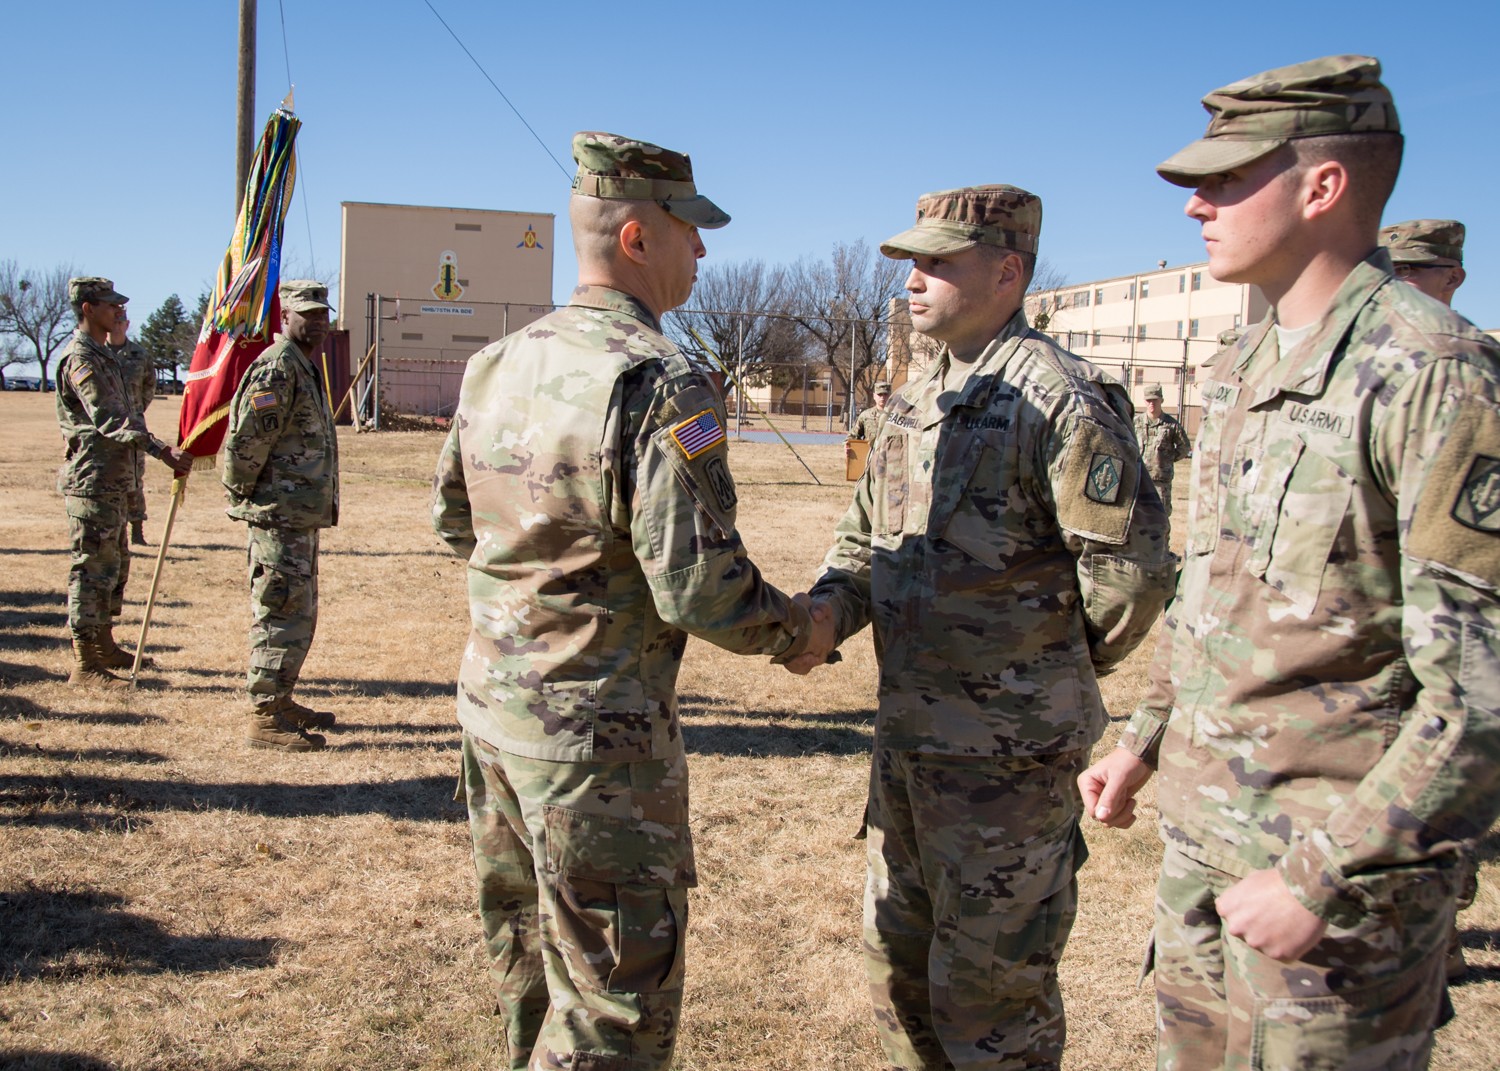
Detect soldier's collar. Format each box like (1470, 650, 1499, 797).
(568, 285, 661, 333)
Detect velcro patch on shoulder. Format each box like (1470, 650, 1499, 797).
(72, 364, 94, 387)
(669, 408, 726, 459)
(250, 390, 279, 411)
(1410, 399, 1500, 582)
(1056, 418, 1138, 544)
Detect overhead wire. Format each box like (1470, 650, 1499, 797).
(277, 0, 319, 275)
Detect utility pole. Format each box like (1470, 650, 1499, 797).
(235, 0, 257, 212)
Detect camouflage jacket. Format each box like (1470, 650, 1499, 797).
(431, 285, 815, 762)
(221, 335, 339, 529)
(1133, 410, 1192, 481)
(811, 309, 1175, 756)
(55, 328, 165, 497)
(110, 338, 156, 417)
(1121, 252, 1500, 927)
(851, 404, 887, 441)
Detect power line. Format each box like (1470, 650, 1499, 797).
(419, 0, 572, 180)
(276, 0, 319, 274)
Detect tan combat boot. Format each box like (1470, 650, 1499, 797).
(130, 520, 147, 546)
(247, 697, 327, 752)
(283, 695, 336, 731)
(68, 629, 130, 689)
(98, 622, 155, 670)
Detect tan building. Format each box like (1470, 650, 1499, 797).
(1026, 260, 1267, 434)
(339, 201, 555, 416)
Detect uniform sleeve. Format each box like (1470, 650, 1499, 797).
(627, 372, 813, 660)
(136, 344, 156, 414)
(1036, 389, 1176, 671)
(431, 417, 476, 560)
(808, 461, 877, 648)
(1278, 362, 1500, 926)
(1170, 420, 1192, 462)
(66, 353, 158, 453)
(220, 360, 288, 498)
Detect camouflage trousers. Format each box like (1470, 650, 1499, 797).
(246, 526, 319, 704)
(461, 731, 695, 1071)
(64, 493, 130, 632)
(127, 448, 147, 523)
(864, 746, 1088, 1071)
(1152, 477, 1174, 517)
(1153, 844, 1456, 1071)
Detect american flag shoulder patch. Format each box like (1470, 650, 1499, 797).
(669, 409, 726, 459)
(72, 364, 94, 387)
(250, 390, 279, 411)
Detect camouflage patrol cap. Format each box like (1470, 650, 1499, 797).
(874, 380, 891, 394)
(69, 276, 128, 306)
(1143, 383, 1164, 400)
(279, 279, 334, 314)
(571, 131, 729, 230)
(880, 185, 1041, 259)
(1157, 54, 1400, 187)
(1379, 218, 1465, 265)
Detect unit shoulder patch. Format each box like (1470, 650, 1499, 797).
(1086, 452, 1122, 504)
(1055, 418, 1137, 544)
(1410, 399, 1500, 583)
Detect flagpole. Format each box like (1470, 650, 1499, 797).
(131, 475, 186, 682)
(333, 343, 377, 424)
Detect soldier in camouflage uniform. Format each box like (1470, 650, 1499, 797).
(108, 316, 157, 545)
(222, 280, 340, 752)
(431, 132, 833, 1071)
(1134, 382, 1192, 524)
(792, 186, 1174, 1071)
(850, 380, 892, 440)
(1382, 218, 1467, 308)
(54, 277, 193, 686)
(1382, 217, 1476, 983)
(1081, 56, 1500, 1070)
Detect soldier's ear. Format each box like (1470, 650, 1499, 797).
(618, 219, 648, 267)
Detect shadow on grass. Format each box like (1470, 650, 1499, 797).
(0, 657, 62, 688)
(0, 771, 463, 828)
(680, 698, 875, 758)
(0, 1051, 121, 1071)
(0, 885, 279, 982)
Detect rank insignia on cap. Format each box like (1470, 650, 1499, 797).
(670, 409, 726, 459)
(1086, 452, 1122, 504)
(1454, 455, 1500, 532)
(250, 391, 279, 411)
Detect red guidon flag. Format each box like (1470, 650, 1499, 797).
(180, 99, 301, 458)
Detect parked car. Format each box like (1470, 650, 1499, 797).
(5, 376, 45, 391)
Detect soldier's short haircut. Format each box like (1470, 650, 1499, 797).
(570, 195, 648, 268)
(1289, 132, 1404, 229)
(977, 244, 1037, 291)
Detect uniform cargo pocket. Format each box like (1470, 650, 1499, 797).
(1254, 436, 1353, 615)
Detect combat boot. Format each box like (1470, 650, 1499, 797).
(98, 622, 155, 670)
(283, 695, 336, 731)
(247, 698, 326, 752)
(130, 521, 147, 546)
(68, 629, 130, 689)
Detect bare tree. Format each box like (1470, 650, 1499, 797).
(0, 335, 27, 390)
(666, 260, 805, 380)
(1025, 256, 1069, 331)
(0, 260, 76, 391)
(785, 240, 906, 424)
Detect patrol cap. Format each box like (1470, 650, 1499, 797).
(279, 279, 334, 314)
(571, 131, 729, 230)
(1157, 54, 1400, 188)
(70, 276, 128, 306)
(1143, 383, 1164, 400)
(874, 380, 891, 395)
(1379, 218, 1465, 265)
(880, 185, 1041, 259)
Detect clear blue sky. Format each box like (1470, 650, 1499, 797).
(5, 0, 1498, 377)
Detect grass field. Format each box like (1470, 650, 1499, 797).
(1, 389, 1495, 1070)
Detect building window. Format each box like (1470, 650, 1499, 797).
(401, 332, 423, 341)
(1135, 368, 1145, 385)
(1038, 296, 1050, 312)
(1234, 313, 1243, 327)
(1137, 324, 1147, 340)
(1190, 318, 1200, 337)
(455, 223, 482, 232)
(1179, 274, 1186, 293)
(1191, 271, 1202, 291)
(1072, 290, 1090, 308)
(1092, 330, 1101, 346)
(1175, 321, 1184, 339)
(1095, 288, 1104, 304)
(453, 334, 489, 344)
(1126, 283, 1136, 300)
(1186, 367, 1197, 384)
(1141, 280, 1150, 298)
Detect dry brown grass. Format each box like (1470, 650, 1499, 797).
(0, 390, 1494, 1070)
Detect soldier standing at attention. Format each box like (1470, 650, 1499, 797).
(107, 315, 158, 545)
(1134, 382, 1191, 524)
(222, 280, 340, 753)
(1382, 216, 1476, 984)
(1080, 56, 1500, 1069)
(788, 185, 1174, 1071)
(431, 132, 833, 1071)
(851, 379, 892, 440)
(54, 277, 192, 686)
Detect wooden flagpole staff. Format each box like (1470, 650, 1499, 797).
(131, 473, 187, 683)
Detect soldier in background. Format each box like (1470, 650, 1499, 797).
(1382, 216, 1476, 983)
(1133, 382, 1191, 526)
(1082, 55, 1500, 1068)
(222, 280, 340, 752)
(790, 185, 1173, 1070)
(850, 379, 891, 440)
(432, 132, 832, 1071)
(54, 277, 192, 686)
(107, 315, 157, 545)
(1381, 218, 1466, 307)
